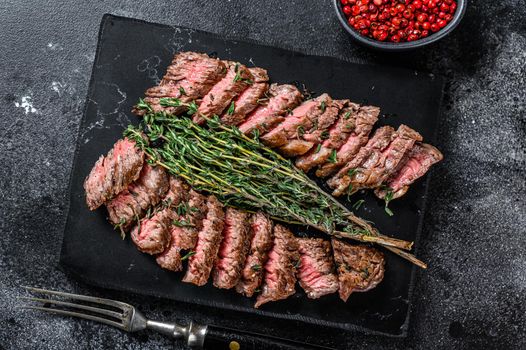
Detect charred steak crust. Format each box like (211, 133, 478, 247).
(255, 224, 300, 308)
(84, 138, 144, 210)
(316, 105, 380, 178)
(295, 101, 357, 172)
(261, 94, 332, 148)
(182, 195, 225, 286)
(131, 207, 172, 255)
(375, 142, 443, 199)
(194, 61, 254, 124)
(157, 189, 208, 271)
(352, 124, 422, 190)
(221, 67, 269, 126)
(331, 239, 385, 302)
(133, 52, 226, 116)
(297, 238, 339, 299)
(236, 212, 274, 297)
(238, 84, 303, 136)
(328, 125, 395, 197)
(213, 208, 252, 289)
(106, 164, 169, 228)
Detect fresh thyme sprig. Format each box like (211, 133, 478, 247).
(127, 98, 426, 268)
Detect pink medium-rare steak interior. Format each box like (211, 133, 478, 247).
(236, 212, 274, 297)
(182, 195, 225, 286)
(213, 208, 252, 289)
(84, 138, 144, 210)
(220, 67, 269, 126)
(297, 238, 339, 299)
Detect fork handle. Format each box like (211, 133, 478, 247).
(201, 324, 321, 349)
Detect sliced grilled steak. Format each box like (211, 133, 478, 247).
(182, 196, 225, 286)
(84, 138, 144, 210)
(194, 61, 253, 124)
(296, 102, 358, 172)
(133, 52, 226, 116)
(156, 188, 208, 271)
(238, 84, 303, 136)
(162, 177, 190, 208)
(131, 207, 172, 255)
(106, 164, 169, 228)
(375, 142, 443, 199)
(296, 238, 339, 299)
(316, 105, 379, 178)
(278, 99, 345, 157)
(328, 126, 395, 197)
(213, 208, 252, 289)
(331, 239, 385, 302)
(236, 212, 274, 297)
(221, 68, 269, 126)
(261, 94, 332, 148)
(351, 124, 422, 191)
(255, 224, 300, 308)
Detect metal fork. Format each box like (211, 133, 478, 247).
(19, 286, 330, 350)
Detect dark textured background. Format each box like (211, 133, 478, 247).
(0, 1, 524, 349)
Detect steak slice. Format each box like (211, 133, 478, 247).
(194, 61, 253, 124)
(331, 239, 385, 302)
(221, 67, 269, 126)
(296, 238, 339, 299)
(316, 105, 379, 178)
(295, 102, 358, 172)
(261, 94, 332, 148)
(84, 138, 144, 210)
(236, 212, 274, 297)
(238, 84, 303, 136)
(255, 224, 300, 308)
(106, 164, 169, 229)
(213, 208, 252, 289)
(182, 196, 225, 286)
(133, 52, 226, 116)
(156, 189, 208, 271)
(278, 99, 345, 157)
(375, 142, 443, 200)
(351, 124, 423, 190)
(327, 126, 395, 197)
(131, 207, 172, 255)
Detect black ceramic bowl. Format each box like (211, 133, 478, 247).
(333, 0, 467, 51)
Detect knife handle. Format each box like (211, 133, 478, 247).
(200, 324, 323, 350)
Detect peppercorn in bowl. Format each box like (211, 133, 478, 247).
(333, 0, 467, 51)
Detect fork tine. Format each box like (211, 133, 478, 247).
(19, 305, 126, 330)
(22, 286, 131, 310)
(18, 297, 125, 320)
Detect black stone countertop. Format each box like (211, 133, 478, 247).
(0, 1, 524, 349)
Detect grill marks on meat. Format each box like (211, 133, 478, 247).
(133, 52, 226, 116)
(221, 68, 269, 126)
(295, 102, 358, 172)
(183, 196, 225, 286)
(156, 189, 208, 271)
(296, 238, 339, 299)
(261, 94, 332, 149)
(194, 61, 253, 124)
(106, 164, 169, 228)
(375, 142, 443, 199)
(238, 84, 303, 136)
(316, 105, 379, 178)
(255, 225, 300, 308)
(84, 138, 144, 210)
(213, 208, 252, 289)
(236, 212, 274, 297)
(332, 239, 385, 302)
(328, 126, 395, 197)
